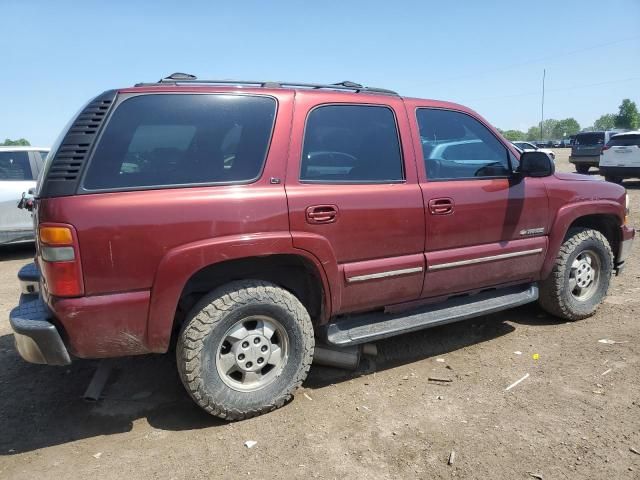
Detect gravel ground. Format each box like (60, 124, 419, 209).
(0, 150, 638, 479)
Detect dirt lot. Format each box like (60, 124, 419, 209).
(1, 150, 639, 480)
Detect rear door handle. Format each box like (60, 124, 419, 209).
(306, 205, 338, 224)
(428, 198, 454, 215)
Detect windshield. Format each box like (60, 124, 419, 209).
(574, 132, 605, 146)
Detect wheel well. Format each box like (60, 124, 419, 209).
(567, 214, 620, 258)
(174, 255, 325, 333)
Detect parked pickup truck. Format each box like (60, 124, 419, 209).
(9, 74, 634, 420)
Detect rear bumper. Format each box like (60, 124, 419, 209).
(599, 166, 640, 178)
(10, 262, 153, 363)
(569, 155, 599, 166)
(10, 294, 71, 366)
(615, 224, 635, 275)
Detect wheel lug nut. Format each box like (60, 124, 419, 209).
(261, 345, 268, 352)
(257, 358, 264, 364)
(254, 338, 260, 344)
(238, 353, 245, 360)
(246, 361, 253, 368)
(242, 341, 249, 348)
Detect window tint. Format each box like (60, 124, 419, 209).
(0, 151, 32, 180)
(608, 134, 640, 147)
(416, 109, 510, 180)
(301, 105, 403, 183)
(83, 94, 276, 190)
(574, 132, 604, 145)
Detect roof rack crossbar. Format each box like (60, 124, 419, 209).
(134, 74, 398, 95)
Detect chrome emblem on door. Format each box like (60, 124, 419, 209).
(519, 227, 545, 236)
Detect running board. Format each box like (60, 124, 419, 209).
(325, 284, 538, 346)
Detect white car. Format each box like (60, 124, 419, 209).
(0, 146, 49, 245)
(511, 141, 556, 161)
(599, 131, 640, 184)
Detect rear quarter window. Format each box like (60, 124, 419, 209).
(83, 94, 276, 190)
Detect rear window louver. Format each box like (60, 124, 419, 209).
(39, 90, 117, 198)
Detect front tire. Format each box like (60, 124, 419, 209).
(176, 280, 314, 420)
(538, 228, 613, 320)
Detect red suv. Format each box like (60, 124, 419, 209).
(10, 74, 634, 419)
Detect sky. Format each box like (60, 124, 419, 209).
(2, 0, 639, 146)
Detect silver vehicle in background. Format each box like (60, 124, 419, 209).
(0, 146, 49, 245)
(511, 141, 556, 160)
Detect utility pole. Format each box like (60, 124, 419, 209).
(540, 69, 546, 141)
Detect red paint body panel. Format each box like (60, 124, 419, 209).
(285, 91, 426, 314)
(49, 290, 151, 358)
(424, 237, 547, 297)
(341, 253, 425, 313)
(30, 85, 631, 359)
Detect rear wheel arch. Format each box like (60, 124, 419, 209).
(172, 254, 328, 342)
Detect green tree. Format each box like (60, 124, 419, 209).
(526, 126, 539, 141)
(501, 129, 527, 141)
(1, 138, 30, 146)
(593, 114, 616, 131)
(615, 99, 639, 130)
(552, 118, 580, 138)
(543, 119, 560, 140)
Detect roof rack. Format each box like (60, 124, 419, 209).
(134, 73, 399, 96)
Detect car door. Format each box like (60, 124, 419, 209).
(0, 150, 37, 242)
(406, 104, 550, 298)
(285, 92, 425, 314)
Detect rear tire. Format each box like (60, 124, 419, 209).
(575, 164, 590, 174)
(176, 280, 314, 420)
(538, 228, 613, 321)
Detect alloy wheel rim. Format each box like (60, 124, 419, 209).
(216, 315, 289, 392)
(569, 249, 601, 301)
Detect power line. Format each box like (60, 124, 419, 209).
(460, 76, 640, 103)
(422, 35, 640, 86)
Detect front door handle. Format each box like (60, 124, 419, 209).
(306, 205, 338, 224)
(428, 198, 454, 215)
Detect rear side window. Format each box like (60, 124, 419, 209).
(416, 109, 510, 180)
(83, 94, 276, 190)
(608, 134, 640, 147)
(574, 132, 604, 145)
(300, 105, 403, 183)
(0, 151, 32, 180)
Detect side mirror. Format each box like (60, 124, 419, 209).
(518, 151, 554, 177)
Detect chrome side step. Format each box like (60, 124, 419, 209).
(325, 284, 538, 346)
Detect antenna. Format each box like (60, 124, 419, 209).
(540, 69, 546, 141)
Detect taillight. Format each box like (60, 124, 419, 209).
(602, 145, 611, 151)
(38, 224, 84, 297)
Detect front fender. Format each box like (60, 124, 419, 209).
(146, 232, 332, 352)
(541, 201, 623, 278)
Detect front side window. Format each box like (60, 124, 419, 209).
(417, 109, 510, 180)
(300, 105, 404, 183)
(83, 94, 276, 190)
(0, 151, 32, 180)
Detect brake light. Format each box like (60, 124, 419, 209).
(38, 224, 84, 297)
(602, 145, 611, 151)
